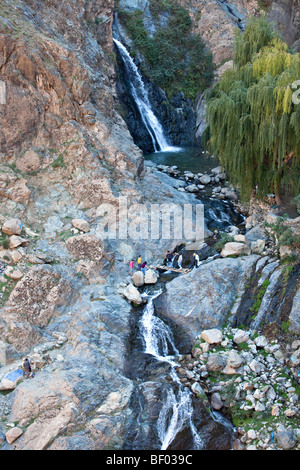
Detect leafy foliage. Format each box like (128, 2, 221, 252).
(205, 16, 300, 202)
(117, 1, 214, 100)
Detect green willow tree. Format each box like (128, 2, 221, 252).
(205, 16, 300, 203)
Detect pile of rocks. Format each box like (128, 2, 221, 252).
(156, 164, 238, 202)
(131, 269, 159, 287)
(175, 327, 300, 450)
(118, 269, 159, 305)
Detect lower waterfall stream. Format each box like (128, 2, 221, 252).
(123, 281, 235, 451)
(140, 290, 203, 450)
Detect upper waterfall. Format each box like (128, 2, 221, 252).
(113, 38, 182, 153)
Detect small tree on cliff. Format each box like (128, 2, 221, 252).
(204, 16, 300, 204)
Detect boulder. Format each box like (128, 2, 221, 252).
(11, 249, 24, 264)
(226, 350, 243, 369)
(233, 234, 248, 243)
(221, 242, 251, 257)
(245, 224, 267, 242)
(2, 265, 73, 350)
(157, 256, 259, 339)
(122, 283, 143, 305)
(276, 429, 296, 450)
(5, 427, 23, 444)
(4, 267, 23, 280)
(251, 239, 265, 254)
(2, 218, 23, 236)
(184, 171, 195, 179)
(71, 218, 90, 233)
(0, 369, 23, 391)
(132, 271, 144, 287)
(9, 235, 27, 249)
(249, 359, 262, 374)
(199, 175, 211, 185)
(186, 184, 199, 193)
(191, 382, 205, 396)
(201, 328, 223, 344)
(144, 269, 159, 284)
(206, 353, 227, 371)
(66, 234, 103, 263)
(254, 335, 268, 348)
(16, 149, 40, 173)
(211, 392, 223, 410)
(211, 166, 223, 174)
(233, 330, 250, 344)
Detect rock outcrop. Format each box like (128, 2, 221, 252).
(156, 255, 260, 339)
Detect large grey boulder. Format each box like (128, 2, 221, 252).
(221, 242, 251, 257)
(155, 256, 259, 340)
(245, 224, 267, 242)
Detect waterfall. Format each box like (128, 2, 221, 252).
(113, 39, 181, 153)
(139, 290, 203, 450)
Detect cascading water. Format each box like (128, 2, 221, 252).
(139, 290, 203, 450)
(113, 39, 181, 153)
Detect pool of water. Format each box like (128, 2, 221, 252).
(144, 147, 218, 174)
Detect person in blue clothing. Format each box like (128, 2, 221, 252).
(165, 251, 173, 267)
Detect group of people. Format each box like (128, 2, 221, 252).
(164, 251, 182, 269)
(165, 250, 200, 269)
(22, 357, 35, 379)
(129, 256, 148, 275)
(129, 250, 200, 275)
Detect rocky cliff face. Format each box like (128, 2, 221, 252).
(264, 0, 300, 50)
(178, 0, 259, 67)
(0, 0, 150, 450)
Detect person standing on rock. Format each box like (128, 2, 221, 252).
(129, 259, 134, 275)
(141, 261, 148, 275)
(193, 252, 200, 268)
(22, 358, 31, 379)
(137, 255, 142, 270)
(29, 360, 36, 378)
(165, 251, 173, 267)
(178, 253, 183, 269)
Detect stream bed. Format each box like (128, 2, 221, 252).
(123, 275, 235, 450)
(121, 147, 245, 450)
